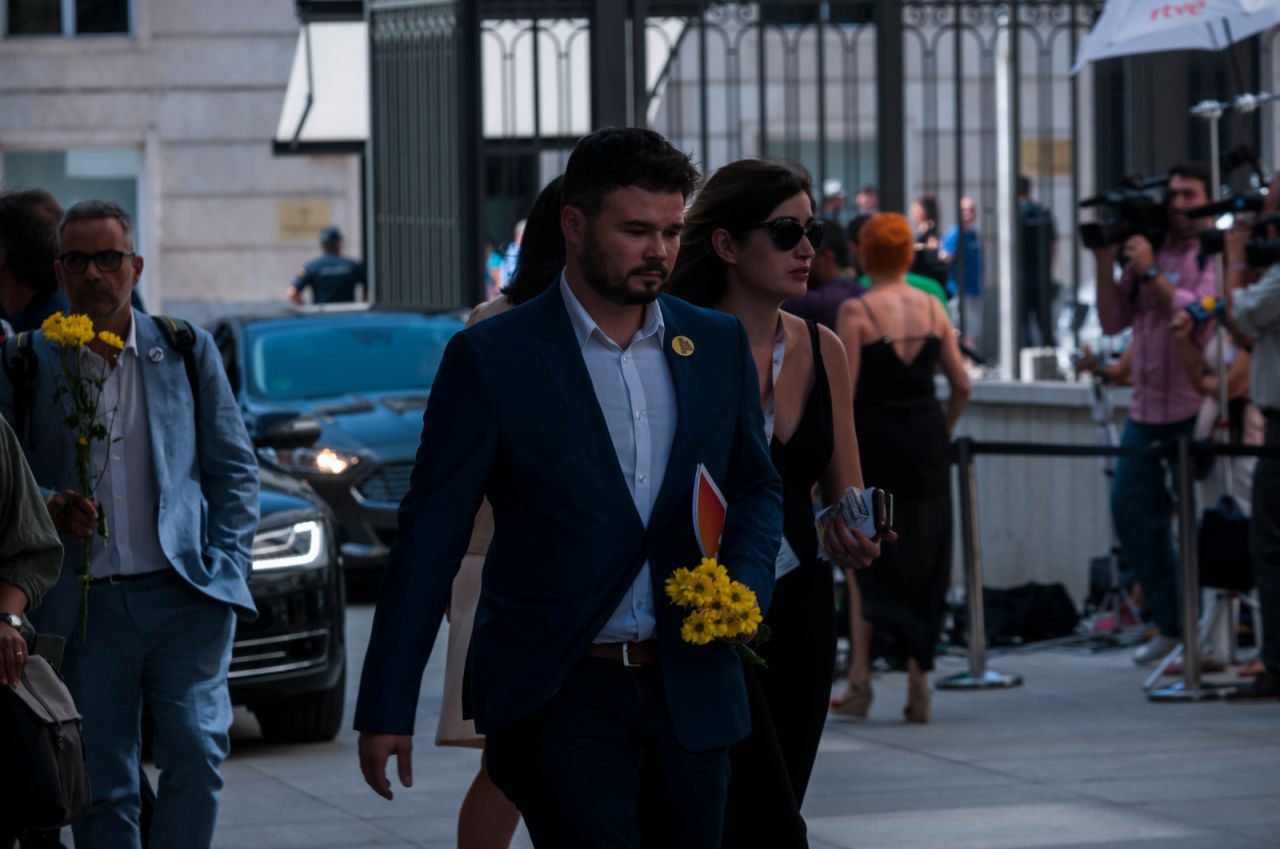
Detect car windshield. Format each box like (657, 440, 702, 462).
(246, 316, 460, 400)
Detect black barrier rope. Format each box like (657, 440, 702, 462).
(939, 434, 1277, 698)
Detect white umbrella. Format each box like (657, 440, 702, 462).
(1071, 0, 1280, 74)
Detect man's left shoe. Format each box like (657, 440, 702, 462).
(1226, 671, 1280, 701)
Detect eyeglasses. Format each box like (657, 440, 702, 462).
(749, 217, 825, 252)
(58, 250, 135, 274)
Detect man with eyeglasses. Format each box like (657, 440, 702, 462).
(0, 200, 259, 849)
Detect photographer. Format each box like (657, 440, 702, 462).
(1221, 175, 1280, 700)
(1092, 162, 1216, 666)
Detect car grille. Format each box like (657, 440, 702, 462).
(229, 628, 330, 680)
(355, 462, 413, 507)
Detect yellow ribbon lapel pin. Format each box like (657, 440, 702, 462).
(672, 336, 695, 357)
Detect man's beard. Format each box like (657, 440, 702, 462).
(580, 224, 665, 306)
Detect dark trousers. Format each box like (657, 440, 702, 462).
(723, 563, 838, 848)
(1111, 416, 1196, 637)
(485, 657, 730, 849)
(1253, 415, 1280, 675)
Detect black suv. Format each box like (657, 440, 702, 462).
(211, 308, 465, 582)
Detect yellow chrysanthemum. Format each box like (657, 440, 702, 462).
(693, 558, 731, 590)
(680, 609, 717, 646)
(97, 330, 125, 350)
(77, 435, 88, 447)
(729, 602, 763, 638)
(701, 592, 729, 622)
(724, 580, 758, 614)
(40, 312, 67, 344)
(664, 568, 700, 608)
(64, 314, 96, 346)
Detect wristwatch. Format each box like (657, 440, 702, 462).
(1142, 265, 1161, 283)
(0, 612, 21, 631)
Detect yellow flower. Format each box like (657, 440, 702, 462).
(664, 568, 697, 608)
(702, 592, 729, 622)
(97, 330, 125, 350)
(693, 558, 731, 590)
(729, 602, 763, 638)
(724, 580, 757, 614)
(77, 435, 88, 447)
(64, 314, 96, 346)
(40, 312, 67, 344)
(41, 312, 97, 347)
(680, 609, 717, 646)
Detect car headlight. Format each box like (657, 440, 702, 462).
(252, 520, 327, 571)
(276, 446, 361, 475)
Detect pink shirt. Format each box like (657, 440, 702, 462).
(1101, 237, 1215, 424)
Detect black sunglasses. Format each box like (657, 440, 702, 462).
(749, 217, 825, 251)
(59, 250, 135, 274)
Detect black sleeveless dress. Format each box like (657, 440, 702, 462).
(723, 321, 835, 848)
(852, 301, 953, 672)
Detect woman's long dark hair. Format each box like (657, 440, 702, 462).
(666, 159, 813, 308)
(503, 175, 565, 305)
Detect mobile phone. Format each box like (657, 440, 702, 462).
(872, 488, 894, 537)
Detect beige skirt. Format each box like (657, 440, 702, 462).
(435, 552, 485, 748)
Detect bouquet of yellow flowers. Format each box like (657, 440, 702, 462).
(665, 558, 769, 666)
(40, 312, 125, 639)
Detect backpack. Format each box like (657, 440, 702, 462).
(1, 315, 202, 448)
(0, 654, 93, 829)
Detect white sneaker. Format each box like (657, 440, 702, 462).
(1133, 634, 1179, 665)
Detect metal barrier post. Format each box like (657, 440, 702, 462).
(938, 437, 1023, 691)
(1149, 435, 1230, 701)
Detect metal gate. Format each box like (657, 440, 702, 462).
(368, 0, 480, 309)
(368, 0, 1269, 376)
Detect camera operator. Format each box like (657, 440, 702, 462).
(1092, 162, 1216, 666)
(1221, 174, 1280, 700)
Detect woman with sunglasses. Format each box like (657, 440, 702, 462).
(667, 159, 881, 846)
(834, 213, 970, 724)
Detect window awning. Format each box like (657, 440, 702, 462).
(273, 22, 368, 156)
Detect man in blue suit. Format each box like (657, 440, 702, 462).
(0, 200, 259, 849)
(356, 128, 783, 846)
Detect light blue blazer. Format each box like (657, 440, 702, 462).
(0, 314, 259, 639)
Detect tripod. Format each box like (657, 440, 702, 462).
(1079, 374, 1146, 649)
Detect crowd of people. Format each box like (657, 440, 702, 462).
(1, 125, 1278, 849)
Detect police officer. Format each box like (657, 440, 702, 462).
(288, 226, 367, 305)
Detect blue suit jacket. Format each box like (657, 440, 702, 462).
(355, 285, 782, 752)
(0, 315, 259, 638)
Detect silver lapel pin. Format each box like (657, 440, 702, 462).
(148, 347, 165, 363)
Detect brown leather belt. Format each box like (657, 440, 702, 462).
(584, 640, 659, 667)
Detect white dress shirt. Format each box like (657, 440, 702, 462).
(80, 315, 172, 578)
(559, 274, 677, 643)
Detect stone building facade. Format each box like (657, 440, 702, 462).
(0, 0, 362, 321)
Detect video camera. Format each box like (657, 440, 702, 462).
(1079, 148, 1263, 253)
(1078, 176, 1169, 251)
(1196, 211, 1280, 270)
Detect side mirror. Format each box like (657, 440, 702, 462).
(253, 411, 323, 450)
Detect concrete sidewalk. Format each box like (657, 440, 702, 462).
(210, 605, 1280, 849)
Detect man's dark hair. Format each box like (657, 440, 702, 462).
(846, 213, 873, 245)
(1017, 175, 1032, 198)
(505, 175, 566, 305)
(0, 189, 64, 294)
(560, 127, 699, 218)
(1167, 161, 1211, 195)
(817, 217, 850, 268)
(57, 200, 135, 253)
